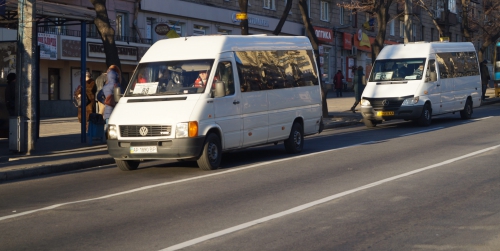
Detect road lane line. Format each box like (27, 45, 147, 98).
(399, 127, 444, 137)
(160, 144, 500, 251)
(0, 143, 368, 222)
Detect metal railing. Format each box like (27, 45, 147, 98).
(37, 27, 153, 44)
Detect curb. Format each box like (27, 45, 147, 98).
(0, 157, 115, 182)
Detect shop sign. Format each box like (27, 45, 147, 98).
(231, 13, 269, 27)
(343, 33, 352, 50)
(236, 12, 248, 20)
(87, 42, 138, 61)
(313, 26, 333, 43)
(155, 23, 171, 36)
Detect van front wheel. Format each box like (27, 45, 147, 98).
(418, 104, 432, 126)
(197, 133, 222, 171)
(116, 159, 140, 171)
(460, 99, 472, 119)
(284, 122, 304, 153)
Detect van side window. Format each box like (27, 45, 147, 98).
(213, 61, 235, 96)
(436, 52, 480, 79)
(425, 59, 436, 82)
(234, 50, 319, 92)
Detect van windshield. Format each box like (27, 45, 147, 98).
(369, 58, 426, 82)
(124, 60, 215, 96)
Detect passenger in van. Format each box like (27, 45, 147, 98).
(193, 70, 208, 88)
(413, 64, 424, 78)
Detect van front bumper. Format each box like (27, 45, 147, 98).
(360, 105, 424, 121)
(107, 137, 205, 160)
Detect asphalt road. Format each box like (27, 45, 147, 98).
(1, 103, 500, 251)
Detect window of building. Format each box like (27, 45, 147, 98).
(431, 28, 434, 41)
(421, 26, 425, 41)
(339, 7, 344, 25)
(320, 1, 329, 21)
(285, 0, 292, 14)
(448, 0, 456, 13)
(264, 0, 276, 10)
(307, 0, 311, 18)
(169, 21, 183, 36)
(87, 23, 97, 38)
(193, 25, 208, 36)
(389, 20, 395, 36)
(146, 18, 155, 40)
(351, 11, 357, 27)
(218, 28, 232, 35)
(115, 12, 128, 41)
(412, 24, 416, 41)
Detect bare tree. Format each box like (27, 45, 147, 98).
(238, 0, 249, 35)
(298, 0, 329, 118)
(90, 0, 121, 69)
(339, 0, 395, 63)
(273, 0, 294, 35)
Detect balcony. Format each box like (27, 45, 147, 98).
(37, 27, 153, 45)
(434, 11, 458, 26)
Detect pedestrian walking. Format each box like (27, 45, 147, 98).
(350, 66, 366, 113)
(333, 70, 344, 97)
(5, 72, 16, 116)
(480, 59, 491, 101)
(94, 72, 107, 115)
(103, 65, 121, 129)
(75, 71, 96, 132)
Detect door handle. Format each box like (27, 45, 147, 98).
(233, 100, 240, 104)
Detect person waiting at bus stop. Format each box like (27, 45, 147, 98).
(480, 59, 491, 101)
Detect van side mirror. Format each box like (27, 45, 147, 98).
(213, 80, 225, 98)
(113, 86, 122, 102)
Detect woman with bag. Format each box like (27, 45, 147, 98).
(350, 66, 366, 113)
(75, 71, 96, 131)
(103, 65, 121, 125)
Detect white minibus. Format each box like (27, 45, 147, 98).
(360, 42, 481, 127)
(107, 35, 323, 171)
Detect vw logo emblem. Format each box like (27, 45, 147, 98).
(382, 99, 389, 106)
(139, 126, 148, 136)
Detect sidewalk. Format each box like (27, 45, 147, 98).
(1, 88, 499, 182)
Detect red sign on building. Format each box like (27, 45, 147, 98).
(313, 26, 333, 43)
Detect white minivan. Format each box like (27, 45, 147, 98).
(107, 35, 323, 171)
(360, 42, 481, 127)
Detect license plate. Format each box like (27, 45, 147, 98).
(377, 111, 394, 116)
(130, 146, 157, 153)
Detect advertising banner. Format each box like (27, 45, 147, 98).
(38, 33, 57, 60)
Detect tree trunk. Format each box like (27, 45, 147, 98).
(90, 0, 121, 70)
(371, 1, 391, 64)
(273, 0, 293, 35)
(298, 0, 329, 118)
(238, 0, 249, 35)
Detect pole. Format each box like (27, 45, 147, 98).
(81, 21, 87, 143)
(16, 0, 37, 154)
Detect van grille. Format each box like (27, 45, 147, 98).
(119, 125, 172, 137)
(367, 97, 408, 109)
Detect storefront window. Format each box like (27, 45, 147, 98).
(321, 46, 331, 84)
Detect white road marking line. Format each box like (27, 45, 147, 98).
(160, 144, 500, 251)
(0, 143, 367, 222)
(399, 127, 444, 137)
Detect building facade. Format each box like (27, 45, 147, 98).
(0, 0, 495, 118)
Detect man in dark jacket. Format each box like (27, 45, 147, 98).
(480, 59, 490, 101)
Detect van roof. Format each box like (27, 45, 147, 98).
(140, 35, 314, 63)
(377, 42, 476, 59)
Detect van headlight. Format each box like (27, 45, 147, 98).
(107, 125, 118, 139)
(361, 99, 371, 106)
(402, 96, 419, 106)
(176, 121, 198, 138)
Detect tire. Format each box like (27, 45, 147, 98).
(460, 99, 472, 119)
(197, 133, 222, 171)
(116, 159, 140, 171)
(418, 103, 432, 126)
(363, 119, 378, 128)
(284, 122, 304, 153)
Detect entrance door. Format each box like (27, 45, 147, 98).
(213, 59, 242, 149)
(48, 68, 60, 100)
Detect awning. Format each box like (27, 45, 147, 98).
(1, 0, 96, 24)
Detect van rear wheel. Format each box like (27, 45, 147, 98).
(284, 122, 303, 153)
(116, 159, 140, 171)
(197, 133, 222, 171)
(460, 99, 472, 119)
